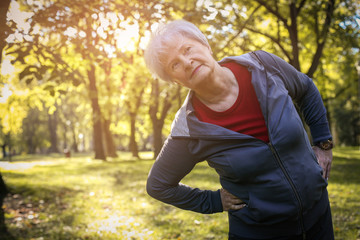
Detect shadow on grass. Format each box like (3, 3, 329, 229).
(330, 157, 360, 184)
(6, 181, 81, 205)
(0, 153, 65, 162)
(4, 183, 83, 240)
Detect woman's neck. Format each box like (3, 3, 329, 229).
(194, 66, 238, 112)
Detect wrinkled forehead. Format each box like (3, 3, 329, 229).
(157, 33, 186, 64)
(158, 33, 186, 52)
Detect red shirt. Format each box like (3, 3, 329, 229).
(192, 61, 269, 142)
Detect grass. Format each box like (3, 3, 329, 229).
(0, 147, 359, 240)
(328, 147, 360, 240)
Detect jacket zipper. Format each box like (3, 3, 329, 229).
(252, 51, 307, 239)
(268, 143, 306, 240)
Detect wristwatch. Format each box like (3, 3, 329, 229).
(315, 139, 333, 150)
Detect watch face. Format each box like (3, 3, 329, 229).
(320, 140, 333, 150)
(322, 142, 330, 149)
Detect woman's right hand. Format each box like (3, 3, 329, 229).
(220, 188, 246, 211)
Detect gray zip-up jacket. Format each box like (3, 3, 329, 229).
(146, 50, 331, 238)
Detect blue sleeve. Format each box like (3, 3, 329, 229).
(254, 50, 332, 143)
(146, 137, 223, 214)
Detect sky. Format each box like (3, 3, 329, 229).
(1, 1, 32, 76)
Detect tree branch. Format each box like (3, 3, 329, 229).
(244, 26, 292, 62)
(289, 2, 300, 70)
(307, 0, 335, 77)
(219, 5, 261, 54)
(322, 83, 352, 102)
(297, 0, 307, 13)
(254, 0, 289, 30)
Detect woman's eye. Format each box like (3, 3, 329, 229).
(185, 47, 191, 53)
(172, 62, 179, 70)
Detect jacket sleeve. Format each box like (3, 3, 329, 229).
(146, 137, 223, 214)
(254, 50, 332, 143)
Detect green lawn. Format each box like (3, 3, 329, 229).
(0, 147, 359, 240)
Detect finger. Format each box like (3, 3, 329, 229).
(327, 164, 331, 179)
(324, 162, 328, 179)
(222, 189, 238, 200)
(231, 203, 246, 210)
(325, 163, 331, 180)
(231, 198, 244, 205)
(320, 162, 327, 178)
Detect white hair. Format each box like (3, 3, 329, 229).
(144, 20, 210, 82)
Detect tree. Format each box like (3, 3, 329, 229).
(87, 63, 106, 160)
(7, 0, 134, 160)
(22, 106, 49, 154)
(47, 104, 60, 153)
(149, 79, 183, 158)
(0, 0, 11, 64)
(0, 0, 13, 237)
(198, 0, 336, 77)
(121, 57, 149, 159)
(182, 0, 359, 145)
(57, 83, 92, 153)
(101, 60, 118, 158)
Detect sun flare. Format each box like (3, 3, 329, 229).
(115, 22, 139, 52)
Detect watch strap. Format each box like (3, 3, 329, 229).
(315, 139, 333, 150)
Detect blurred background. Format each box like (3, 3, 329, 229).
(0, 0, 359, 161)
(0, 0, 359, 239)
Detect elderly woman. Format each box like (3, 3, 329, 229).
(144, 20, 334, 240)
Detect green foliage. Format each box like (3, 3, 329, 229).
(333, 102, 360, 146)
(2, 0, 359, 156)
(1, 147, 360, 239)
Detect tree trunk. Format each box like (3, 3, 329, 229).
(0, 0, 10, 64)
(306, 0, 335, 78)
(87, 64, 106, 160)
(149, 79, 175, 159)
(103, 119, 118, 158)
(63, 121, 68, 151)
(129, 112, 139, 159)
(47, 109, 59, 153)
(152, 120, 163, 158)
(102, 61, 118, 158)
(289, 2, 300, 71)
(124, 76, 146, 159)
(1, 144, 5, 159)
(0, 0, 16, 237)
(0, 174, 9, 238)
(71, 125, 79, 153)
(27, 134, 35, 154)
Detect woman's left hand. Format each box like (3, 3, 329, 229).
(312, 146, 333, 180)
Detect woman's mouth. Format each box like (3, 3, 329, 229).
(190, 65, 202, 79)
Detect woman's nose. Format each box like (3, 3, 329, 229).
(184, 57, 193, 69)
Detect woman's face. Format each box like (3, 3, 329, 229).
(160, 35, 217, 90)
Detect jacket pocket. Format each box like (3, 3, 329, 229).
(230, 191, 299, 226)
